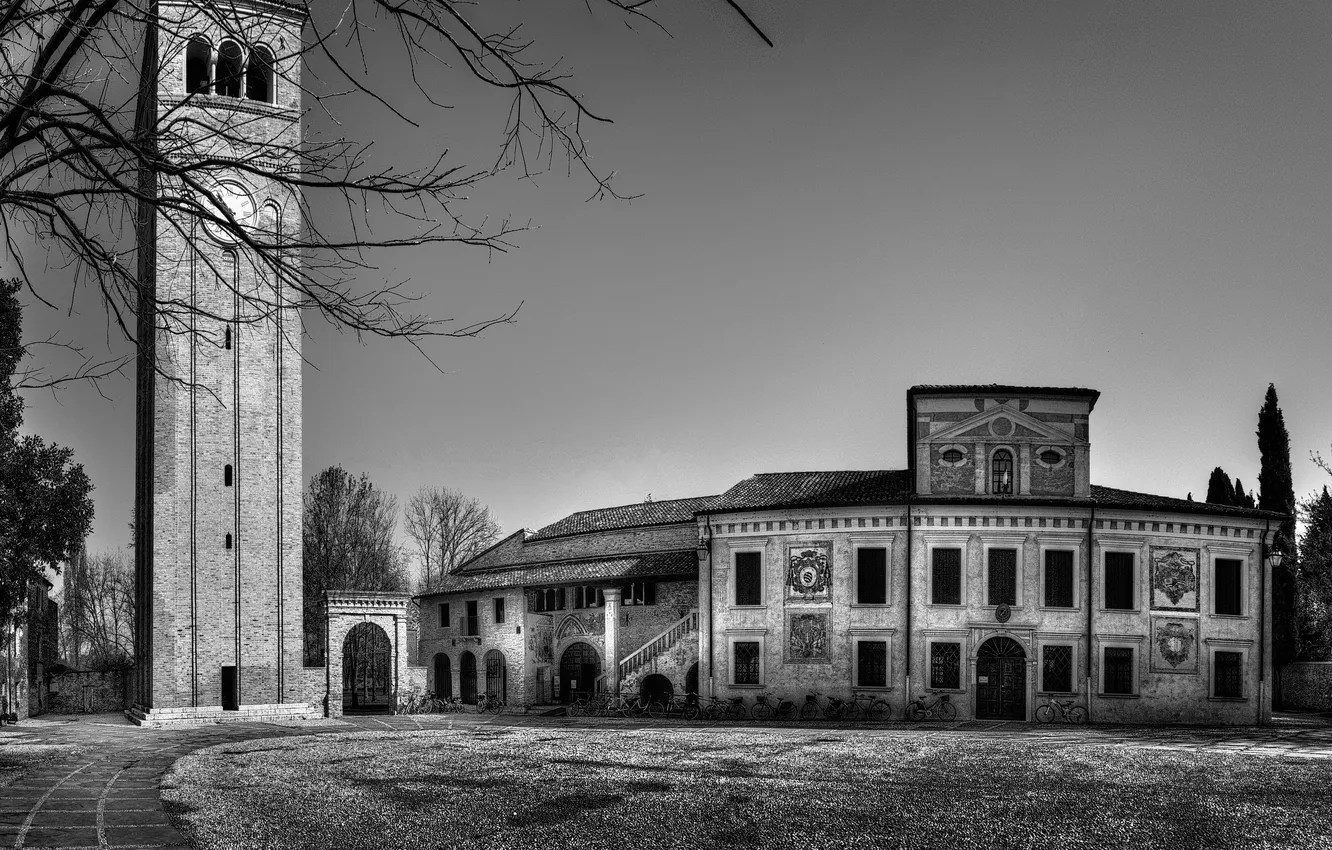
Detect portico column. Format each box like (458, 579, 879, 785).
(603, 587, 622, 695)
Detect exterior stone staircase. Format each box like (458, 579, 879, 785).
(617, 609, 698, 682)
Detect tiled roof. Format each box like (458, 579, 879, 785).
(910, 384, 1101, 398)
(715, 470, 914, 512)
(427, 550, 697, 595)
(1090, 485, 1285, 520)
(529, 495, 722, 540)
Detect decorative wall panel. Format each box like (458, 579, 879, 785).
(1150, 617, 1199, 674)
(786, 612, 829, 663)
(786, 544, 832, 602)
(1150, 547, 1200, 612)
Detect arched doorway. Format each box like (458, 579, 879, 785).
(559, 642, 600, 702)
(685, 662, 698, 704)
(485, 650, 507, 701)
(342, 622, 392, 714)
(639, 673, 673, 707)
(433, 653, 452, 699)
(976, 636, 1026, 720)
(460, 651, 477, 704)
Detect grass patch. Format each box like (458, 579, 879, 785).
(161, 728, 1332, 850)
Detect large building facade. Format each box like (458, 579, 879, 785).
(421, 385, 1283, 724)
(132, 0, 309, 723)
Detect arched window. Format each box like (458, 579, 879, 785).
(185, 37, 211, 95)
(224, 326, 232, 349)
(246, 46, 274, 103)
(215, 40, 243, 97)
(224, 464, 233, 487)
(992, 449, 1014, 495)
(225, 532, 233, 549)
(484, 649, 507, 701)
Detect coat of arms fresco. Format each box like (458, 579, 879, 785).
(1150, 617, 1198, 674)
(528, 627, 554, 665)
(1150, 547, 1199, 611)
(787, 544, 832, 601)
(787, 612, 829, 662)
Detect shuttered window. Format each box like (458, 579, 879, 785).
(735, 552, 762, 606)
(1214, 559, 1243, 616)
(932, 548, 962, 605)
(856, 548, 888, 605)
(1044, 550, 1074, 608)
(988, 548, 1017, 606)
(1104, 552, 1135, 610)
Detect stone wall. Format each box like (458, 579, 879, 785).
(1281, 663, 1332, 711)
(49, 669, 132, 714)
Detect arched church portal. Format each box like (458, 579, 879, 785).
(976, 636, 1026, 720)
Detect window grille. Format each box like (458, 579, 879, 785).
(1214, 651, 1243, 698)
(988, 548, 1017, 606)
(930, 642, 960, 689)
(1042, 645, 1072, 692)
(733, 641, 760, 685)
(856, 548, 888, 604)
(1215, 560, 1242, 615)
(992, 449, 1014, 494)
(1103, 647, 1134, 694)
(1104, 553, 1135, 610)
(1044, 550, 1074, 607)
(857, 641, 888, 687)
(931, 548, 962, 605)
(735, 552, 762, 606)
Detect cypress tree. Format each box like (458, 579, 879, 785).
(1234, 478, 1256, 510)
(1206, 467, 1237, 505)
(1258, 384, 1298, 680)
(1296, 487, 1332, 660)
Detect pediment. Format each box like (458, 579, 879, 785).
(925, 404, 1083, 445)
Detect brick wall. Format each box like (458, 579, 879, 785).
(48, 669, 132, 714)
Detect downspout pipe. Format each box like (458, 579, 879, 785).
(905, 498, 913, 691)
(1086, 502, 1095, 719)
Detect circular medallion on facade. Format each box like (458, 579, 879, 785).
(991, 417, 1013, 437)
(995, 603, 1012, 623)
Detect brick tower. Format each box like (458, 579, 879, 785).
(132, 0, 309, 723)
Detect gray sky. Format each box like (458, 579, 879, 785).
(10, 0, 1332, 561)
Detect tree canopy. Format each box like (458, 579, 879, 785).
(404, 486, 501, 592)
(1258, 383, 1297, 673)
(1296, 487, 1332, 661)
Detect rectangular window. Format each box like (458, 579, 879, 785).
(1103, 647, 1134, 694)
(1044, 550, 1074, 608)
(1104, 552, 1135, 610)
(1214, 651, 1243, 698)
(856, 640, 888, 687)
(735, 552, 762, 606)
(493, 597, 505, 624)
(439, 603, 450, 628)
(930, 642, 961, 689)
(856, 547, 888, 605)
(988, 548, 1018, 606)
(1214, 559, 1243, 616)
(733, 641, 760, 685)
(1042, 645, 1073, 693)
(620, 581, 656, 606)
(931, 548, 962, 605)
(464, 600, 479, 636)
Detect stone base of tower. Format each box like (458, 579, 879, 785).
(126, 702, 317, 726)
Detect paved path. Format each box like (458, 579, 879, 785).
(2, 710, 1331, 848)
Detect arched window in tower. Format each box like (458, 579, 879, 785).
(225, 532, 233, 550)
(224, 464, 233, 487)
(224, 326, 231, 349)
(185, 37, 211, 94)
(246, 46, 274, 103)
(992, 449, 1014, 495)
(215, 40, 243, 97)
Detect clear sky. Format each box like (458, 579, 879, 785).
(10, 0, 1332, 564)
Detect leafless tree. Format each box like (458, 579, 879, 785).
(404, 485, 501, 592)
(57, 546, 135, 669)
(302, 465, 407, 665)
(1, 0, 771, 389)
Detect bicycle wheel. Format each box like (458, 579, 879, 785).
(647, 700, 664, 720)
(1035, 705, 1055, 724)
(799, 702, 820, 721)
(867, 700, 891, 721)
(841, 702, 862, 722)
(751, 702, 773, 721)
(939, 701, 957, 721)
(905, 702, 924, 722)
(683, 702, 700, 721)
(726, 700, 746, 721)
(1067, 706, 1088, 725)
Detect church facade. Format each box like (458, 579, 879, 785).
(419, 385, 1283, 724)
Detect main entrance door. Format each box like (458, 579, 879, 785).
(559, 642, 600, 702)
(976, 636, 1026, 720)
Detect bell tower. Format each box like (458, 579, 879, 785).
(132, 0, 308, 722)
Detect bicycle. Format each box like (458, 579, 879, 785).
(904, 693, 957, 721)
(849, 692, 892, 722)
(1035, 697, 1087, 725)
(649, 692, 699, 720)
(800, 691, 853, 721)
(699, 694, 745, 721)
(749, 691, 798, 721)
(475, 693, 506, 714)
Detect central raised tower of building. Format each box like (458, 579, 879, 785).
(132, 0, 308, 723)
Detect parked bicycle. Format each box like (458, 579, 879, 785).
(848, 692, 893, 722)
(699, 694, 745, 721)
(904, 693, 957, 721)
(474, 693, 506, 714)
(800, 691, 853, 721)
(749, 692, 798, 721)
(649, 692, 699, 720)
(1035, 697, 1087, 725)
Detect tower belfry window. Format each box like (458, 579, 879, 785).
(224, 464, 233, 487)
(215, 40, 243, 97)
(185, 38, 211, 94)
(247, 46, 274, 103)
(992, 449, 1014, 495)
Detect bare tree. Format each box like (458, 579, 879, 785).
(405, 485, 501, 592)
(58, 546, 135, 670)
(1, 0, 771, 389)
(302, 465, 408, 665)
